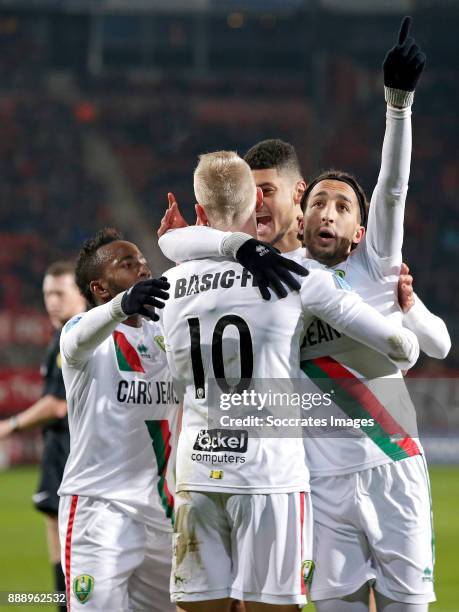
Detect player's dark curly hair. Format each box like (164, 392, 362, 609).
(300, 169, 369, 227)
(244, 139, 303, 177)
(75, 227, 124, 307)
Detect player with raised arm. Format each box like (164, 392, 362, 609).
(58, 229, 177, 612)
(160, 151, 419, 612)
(157, 17, 450, 612)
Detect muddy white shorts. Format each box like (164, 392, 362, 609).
(310, 455, 436, 605)
(171, 490, 312, 606)
(59, 495, 175, 611)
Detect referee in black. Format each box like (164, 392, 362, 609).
(0, 261, 86, 608)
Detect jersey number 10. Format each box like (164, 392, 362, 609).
(187, 315, 253, 399)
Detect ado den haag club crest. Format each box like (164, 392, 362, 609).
(73, 574, 95, 603)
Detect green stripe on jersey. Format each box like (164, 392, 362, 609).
(113, 331, 145, 373)
(145, 420, 175, 524)
(301, 356, 421, 462)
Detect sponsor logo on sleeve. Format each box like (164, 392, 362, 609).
(64, 315, 83, 332)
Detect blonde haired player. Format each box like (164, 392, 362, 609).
(160, 150, 419, 612)
(194, 151, 258, 229)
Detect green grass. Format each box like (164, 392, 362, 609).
(0, 466, 457, 611)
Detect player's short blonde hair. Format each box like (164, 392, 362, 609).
(194, 151, 257, 229)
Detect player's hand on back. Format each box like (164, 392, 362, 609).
(121, 277, 170, 321)
(157, 192, 189, 238)
(398, 262, 415, 313)
(383, 16, 426, 93)
(235, 238, 309, 300)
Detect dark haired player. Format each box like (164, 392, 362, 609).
(58, 228, 176, 611)
(0, 261, 86, 609)
(161, 137, 306, 261)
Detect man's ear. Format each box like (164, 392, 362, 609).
(89, 279, 110, 302)
(293, 179, 307, 206)
(195, 203, 209, 226)
(353, 226, 365, 246)
(297, 215, 305, 242)
(297, 215, 305, 235)
(256, 186, 263, 211)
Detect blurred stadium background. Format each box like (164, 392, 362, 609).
(0, 0, 457, 609)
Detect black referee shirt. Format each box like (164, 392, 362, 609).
(40, 329, 68, 433)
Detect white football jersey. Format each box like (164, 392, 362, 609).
(161, 256, 409, 494)
(59, 316, 179, 531)
(297, 240, 423, 476)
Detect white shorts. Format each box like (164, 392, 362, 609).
(171, 490, 312, 606)
(59, 495, 175, 612)
(310, 455, 436, 604)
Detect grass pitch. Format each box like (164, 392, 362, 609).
(0, 465, 457, 611)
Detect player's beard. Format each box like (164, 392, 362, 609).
(262, 217, 297, 250)
(107, 279, 131, 300)
(303, 228, 353, 267)
(268, 228, 288, 248)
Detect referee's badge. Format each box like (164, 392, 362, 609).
(73, 574, 94, 604)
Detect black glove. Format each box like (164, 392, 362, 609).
(235, 239, 309, 300)
(121, 277, 170, 320)
(383, 16, 426, 91)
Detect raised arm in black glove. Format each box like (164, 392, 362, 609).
(121, 277, 170, 320)
(234, 238, 309, 301)
(383, 16, 426, 107)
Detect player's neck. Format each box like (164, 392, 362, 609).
(225, 216, 257, 238)
(274, 232, 302, 254)
(123, 314, 142, 328)
(314, 251, 350, 268)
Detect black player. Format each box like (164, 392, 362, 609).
(0, 261, 86, 608)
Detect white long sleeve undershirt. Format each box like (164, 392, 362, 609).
(366, 105, 411, 261)
(61, 293, 128, 366)
(403, 293, 451, 359)
(158, 226, 231, 263)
